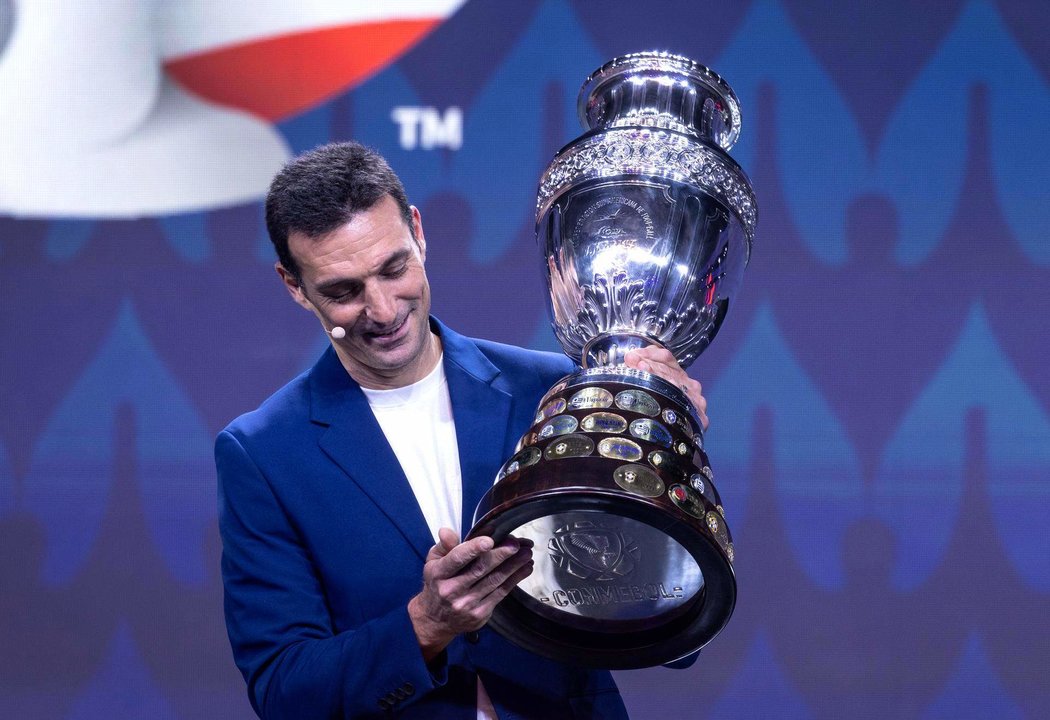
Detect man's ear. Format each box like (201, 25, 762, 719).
(276, 262, 314, 312)
(410, 205, 426, 262)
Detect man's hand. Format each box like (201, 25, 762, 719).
(624, 345, 709, 430)
(408, 528, 534, 661)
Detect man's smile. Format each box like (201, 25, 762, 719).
(362, 313, 410, 345)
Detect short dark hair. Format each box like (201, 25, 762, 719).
(265, 141, 414, 282)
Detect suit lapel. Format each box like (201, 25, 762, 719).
(307, 320, 514, 559)
(439, 321, 513, 539)
(310, 348, 435, 561)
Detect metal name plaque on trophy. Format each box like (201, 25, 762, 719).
(469, 52, 756, 669)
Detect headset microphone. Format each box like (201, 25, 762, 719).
(328, 327, 346, 339)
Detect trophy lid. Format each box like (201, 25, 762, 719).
(578, 51, 742, 151)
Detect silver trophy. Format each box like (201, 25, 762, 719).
(469, 52, 756, 668)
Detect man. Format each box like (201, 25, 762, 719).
(216, 142, 709, 718)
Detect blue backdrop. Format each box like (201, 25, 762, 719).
(1, 1, 1048, 718)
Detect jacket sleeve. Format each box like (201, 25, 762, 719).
(216, 429, 446, 718)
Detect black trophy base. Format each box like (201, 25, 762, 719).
(469, 367, 736, 669)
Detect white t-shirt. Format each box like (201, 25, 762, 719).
(361, 356, 497, 719)
(362, 357, 462, 543)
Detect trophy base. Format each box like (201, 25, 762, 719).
(470, 367, 736, 669)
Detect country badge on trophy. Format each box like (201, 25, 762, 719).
(469, 51, 757, 668)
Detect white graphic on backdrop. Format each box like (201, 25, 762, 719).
(159, 0, 465, 58)
(0, 0, 467, 218)
(392, 107, 463, 150)
(0, 1, 288, 217)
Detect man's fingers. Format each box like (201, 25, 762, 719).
(441, 539, 528, 593)
(438, 527, 460, 552)
(471, 544, 532, 595)
(694, 392, 710, 430)
(625, 346, 711, 431)
(625, 346, 681, 382)
(694, 393, 707, 413)
(435, 535, 495, 576)
(434, 533, 532, 579)
(475, 556, 536, 615)
(426, 527, 461, 561)
(418, 538, 535, 638)
(634, 355, 685, 394)
(457, 552, 536, 630)
(626, 345, 676, 365)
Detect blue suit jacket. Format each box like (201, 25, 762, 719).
(216, 319, 630, 719)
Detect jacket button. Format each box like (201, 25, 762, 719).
(401, 681, 415, 695)
(378, 698, 391, 710)
(465, 630, 481, 644)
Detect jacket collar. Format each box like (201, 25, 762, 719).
(308, 317, 513, 559)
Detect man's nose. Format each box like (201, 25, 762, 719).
(363, 284, 397, 325)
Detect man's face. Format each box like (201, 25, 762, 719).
(279, 195, 435, 388)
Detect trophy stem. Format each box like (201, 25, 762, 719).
(582, 333, 663, 369)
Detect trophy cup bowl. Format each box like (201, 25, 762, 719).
(469, 52, 757, 669)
